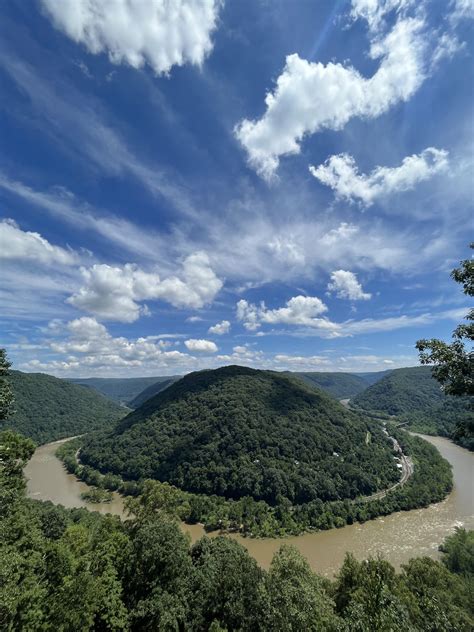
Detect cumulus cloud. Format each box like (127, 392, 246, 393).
(67, 252, 222, 322)
(327, 270, 372, 300)
(274, 354, 330, 367)
(236, 295, 466, 339)
(46, 316, 193, 371)
(235, 3, 430, 179)
(310, 148, 449, 205)
(0, 218, 77, 265)
(40, 0, 221, 75)
(237, 295, 329, 331)
(184, 338, 218, 353)
(208, 320, 230, 335)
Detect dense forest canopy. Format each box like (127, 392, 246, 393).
(3, 370, 126, 444)
(352, 366, 473, 449)
(1, 429, 473, 631)
(80, 365, 400, 506)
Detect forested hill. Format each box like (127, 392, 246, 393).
(80, 365, 399, 506)
(129, 370, 386, 409)
(352, 366, 473, 450)
(68, 376, 178, 405)
(291, 371, 372, 399)
(4, 370, 126, 444)
(128, 376, 180, 408)
(351, 370, 392, 385)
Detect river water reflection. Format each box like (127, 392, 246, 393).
(25, 434, 473, 577)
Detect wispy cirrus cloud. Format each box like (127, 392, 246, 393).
(0, 54, 198, 218)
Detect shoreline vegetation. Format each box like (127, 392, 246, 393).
(57, 427, 452, 538)
(3, 430, 472, 630)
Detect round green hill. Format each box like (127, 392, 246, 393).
(80, 365, 399, 505)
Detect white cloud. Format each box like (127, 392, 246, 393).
(155, 252, 223, 309)
(261, 295, 328, 325)
(274, 354, 329, 367)
(184, 338, 218, 353)
(350, 0, 415, 31)
(236, 299, 262, 331)
(450, 0, 474, 22)
(233, 345, 251, 355)
(327, 270, 371, 300)
(266, 237, 306, 265)
(41, 0, 221, 75)
(44, 316, 194, 371)
(208, 320, 230, 335)
(0, 218, 77, 266)
(235, 6, 429, 179)
(237, 295, 329, 331)
(67, 252, 222, 322)
(310, 148, 449, 206)
(236, 295, 467, 339)
(0, 174, 166, 262)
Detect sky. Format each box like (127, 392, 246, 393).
(0, 0, 473, 377)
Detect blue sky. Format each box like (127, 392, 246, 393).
(0, 0, 472, 377)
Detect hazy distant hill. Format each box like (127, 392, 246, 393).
(69, 370, 387, 410)
(290, 372, 372, 399)
(128, 376, 180, 409)
(68, 376, 175, 406)
(351, 370, 392, 386)
(4, 370, 126, 444)
(352, 366, 473, 450)
(81, 365, 398, 505)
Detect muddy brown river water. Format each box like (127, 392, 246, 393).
(25, 434, 473, 577)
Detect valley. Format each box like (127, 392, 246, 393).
(25, 432, 474, 577)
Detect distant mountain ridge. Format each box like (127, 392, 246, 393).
(352, 366, 473, 450)
(92, 369, 390, 410)
(128, 377, 181, 408)
(4, 370, 126, 444)
(290, 372, 377, 399)
(68, 376, 179, 406)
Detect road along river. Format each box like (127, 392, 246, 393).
(25, 434, 473, 578)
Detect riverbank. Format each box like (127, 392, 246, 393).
(25, 434, 473, 577)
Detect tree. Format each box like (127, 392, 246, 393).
(416, 245, 473, 397)
(188, 536, 263, 631)
(262, 545, 339, 631)
(0, 348, 14, 422)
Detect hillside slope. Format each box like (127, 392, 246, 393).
(352, 366, 473, 449)
(68, 376, 174, 405)
(290, 372, 370, 399)
(128, 376, 180, 409)
(351, 370, 392, 386)
(81, 365, 398, 505)
(4, 370, 126, 444)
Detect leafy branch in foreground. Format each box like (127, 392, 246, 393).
(0, 348, 14, 423)
(416, 244, 474, 397)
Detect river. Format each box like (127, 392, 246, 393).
(25, 434, 473, 578)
